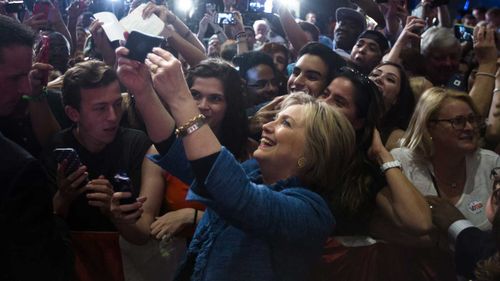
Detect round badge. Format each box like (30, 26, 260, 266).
(467, 200, 484, 215)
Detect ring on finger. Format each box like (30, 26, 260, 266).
(150, 64, 159, 74)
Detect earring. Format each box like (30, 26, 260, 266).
(297, 157, 306, 168)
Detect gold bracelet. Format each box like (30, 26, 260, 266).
(175, 114, 206, 138)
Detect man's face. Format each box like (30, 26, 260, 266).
(334, 18, 363, 51)
(246, 64, 279, 105)
(69, 81, 123, 148)
(0, 45, 33, 117)
(424, 47, 460, 85)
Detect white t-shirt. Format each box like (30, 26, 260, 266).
(391, 148, 500, 230)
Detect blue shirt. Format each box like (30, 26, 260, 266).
(149, 140, 334, 281)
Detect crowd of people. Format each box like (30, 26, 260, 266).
(1, 0, 500, 280)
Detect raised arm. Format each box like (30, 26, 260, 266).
(469, 26, 498, 117)
(383, 16, 425, 64)
(278, 5, 309, 53)
(142, 3, 205, 53)
(370, 129, 432, 234)
(115, 46, 175, 142)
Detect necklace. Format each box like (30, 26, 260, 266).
(434, 173, 465, 189)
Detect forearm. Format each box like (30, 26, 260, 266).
(469, 62, 497, 117)
(170, 17, 206, 53)
(383, 38, 405, 64)
(28, 98, 61, 148)
(114, 216, 152, 245)
(132, 86, 175, 143)
(485, 77, 500, 142)
(167, 32, 208, 67)
(164, 92, 221, 161)
(279, 7, 309, 51)
(377, 151, 432, 234)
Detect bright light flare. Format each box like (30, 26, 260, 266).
(278, 0, 300, 14)
(176, 0, 193, 13)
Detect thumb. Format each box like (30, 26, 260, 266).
(98, 175, 106, 179)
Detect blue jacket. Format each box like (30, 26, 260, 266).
(149, 140, 334, 281)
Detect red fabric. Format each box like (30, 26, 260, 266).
(313, 237, 457, 281)
(71, 231, 124, 281)
(163, 172, 205, 237)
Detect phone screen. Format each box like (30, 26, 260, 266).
(217, 13, 234, 25)
(33, 2, 50, 20)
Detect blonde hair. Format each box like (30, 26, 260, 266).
(401, 87, 480, 160)
(281, 93, 356, 199)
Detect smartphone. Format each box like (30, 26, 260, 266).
(33, 1, 50, 20)
(5, 1, 25, 13)
(113, 173, 136, 205)
(217, 12, 235, 25)
(125, 31, 165, 62)
(454, 24, 474, 43)
(53, 148, 84, 177)
(35, 35, 50, 86)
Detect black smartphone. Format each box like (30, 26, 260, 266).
(5, 1, 25, 13)
(217, 12, 235, 25)
(454, 24, 474, 43)
(53, 148, 83, 177)
(113, 173, 136, 205)
(125, 31, 165, 62)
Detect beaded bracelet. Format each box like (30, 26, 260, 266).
(175, 114, 206, 138)
(22, 87, 48, 102)
(476, 72, 496, 79)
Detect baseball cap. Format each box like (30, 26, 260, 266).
(336, 7, 367, 31)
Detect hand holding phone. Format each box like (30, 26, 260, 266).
(113, 173, 136, 205)
(33, 1, 50, 21)
(125, 31, 165, 62)
(54, 148, 84, 176)
(5, 1, 25, 13)
(217, 12, 235, 25)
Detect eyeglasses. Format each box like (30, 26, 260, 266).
(247, 78, 281, 89)
(430, 114, 483, 130)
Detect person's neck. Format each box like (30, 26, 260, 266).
(73, 127, 106, 154)
(259, 161, 292, 185)
(431, 150, 466, 180)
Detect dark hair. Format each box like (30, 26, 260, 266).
(186, 59, 248, 159)
(298, 42, 346, 86)
(298, 21, 320, 42)
(0, 15, 35, 63)
(260, 42, 290, 68)
(233, 51, 277, 81)
(62, 60, 118, 110)
(331, 67, 385, 224)
(220, 40, 237, 62)
(375, 62, 415, 140)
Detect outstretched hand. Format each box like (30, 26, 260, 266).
(145, 47, 191, 103)
(473, 25, 497, 65)
(116, 46, 153, 95)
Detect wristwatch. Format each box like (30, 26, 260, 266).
(380, 160, 402, 173)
